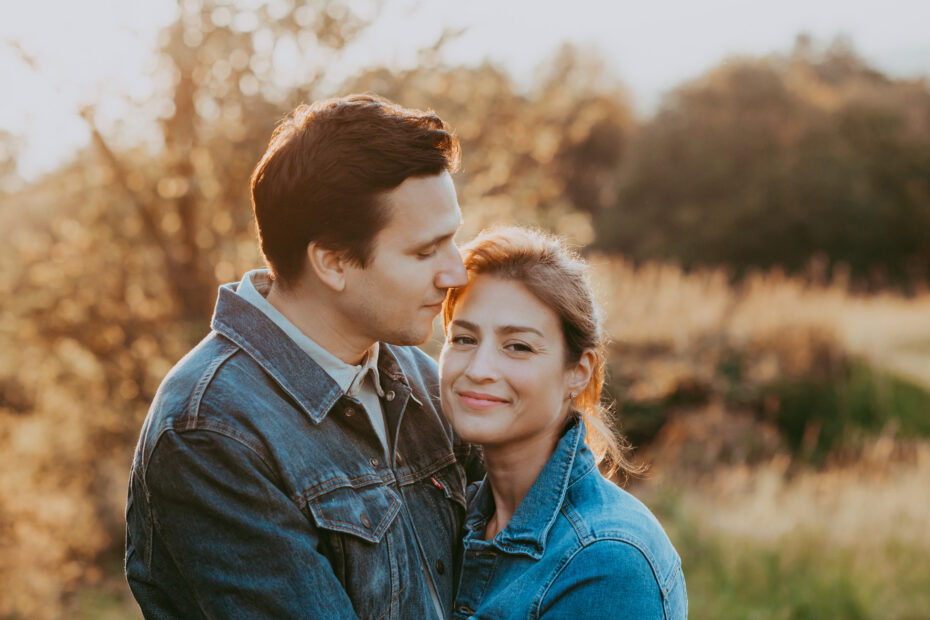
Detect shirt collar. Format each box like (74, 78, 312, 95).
(236, 269, 383, 398)
(464, 415, 597, 559)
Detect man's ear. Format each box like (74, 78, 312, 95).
(567, 349, 596, 396)
(307, 242, 347, 292)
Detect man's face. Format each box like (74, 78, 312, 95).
(340, 171, 467, 346)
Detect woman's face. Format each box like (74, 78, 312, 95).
(439, 274, 588, 451)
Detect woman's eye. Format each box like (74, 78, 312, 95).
(417, 247, 438, 259)
(505, 342, 533, 353)
(450, 335, 476, 346)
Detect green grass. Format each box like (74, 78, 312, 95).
(646, 488, 930, 620)
(759, 359, 930, 464)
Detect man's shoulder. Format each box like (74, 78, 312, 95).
(149, 331, 240, 416)
(142, 330, 283, 442)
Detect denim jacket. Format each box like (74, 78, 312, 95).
(453, 417, 687, 619)
(125, 281, 483, 619)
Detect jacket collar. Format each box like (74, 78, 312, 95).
(211, 281, 411, 424)
(465, 415, 597, 559)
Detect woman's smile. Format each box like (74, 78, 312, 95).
(457, 390, 510, 409)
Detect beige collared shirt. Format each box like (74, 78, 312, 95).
(236, 269, 390, 459)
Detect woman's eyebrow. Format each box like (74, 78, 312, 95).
(451, 319, 543, 338)
(496, 325, 544, 337)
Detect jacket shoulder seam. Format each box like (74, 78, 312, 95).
(535, 538, 669, 616)
(145, 424, 277, 486)
(183, 338, 241, 429)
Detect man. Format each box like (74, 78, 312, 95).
(125, 94, 482, 619)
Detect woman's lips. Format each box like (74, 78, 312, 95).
(458, 391, 508, 409)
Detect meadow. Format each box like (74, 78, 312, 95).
(595, 257, 930, 620)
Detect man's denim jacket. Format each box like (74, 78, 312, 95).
(453, 417, 687, 619)
(125, 282, 482, 619)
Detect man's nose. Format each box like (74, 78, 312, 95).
(435, 244, 468, 289)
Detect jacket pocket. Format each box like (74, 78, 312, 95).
(306, 483, 402, 543)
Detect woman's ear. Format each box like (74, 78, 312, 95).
(307, 242, 347, 292)
(567, 349, 596, 396)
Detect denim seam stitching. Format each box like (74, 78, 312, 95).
(298, 473, 387, 503)
(307, 495, 401, 541)
(561, 501, 590, 541)
(536, 538, 666, 616)
(397, 453, 458, 485)
(183, 340, 239, 429)
(533, 538, 588, 618)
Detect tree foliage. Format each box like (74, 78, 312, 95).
(594, 37, 930, 284)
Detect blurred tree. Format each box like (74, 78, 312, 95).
(344, 43, 634, 243)
(594, 36, 930, 285)
(0, 0, 380, 614)
(0, 129, 21, 194)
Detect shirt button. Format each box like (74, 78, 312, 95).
(385, 390, 395, 401)
(395, 453, 404, 467)
(435, 559, 445, 575)
(344, 407, 355, 417)
(360, 513, 371, 529)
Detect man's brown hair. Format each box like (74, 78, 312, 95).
(250, 94, 461, 285)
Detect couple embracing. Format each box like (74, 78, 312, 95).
(125, 94, 687, 619)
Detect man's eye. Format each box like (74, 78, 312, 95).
(450, 335, 476, 346)
(505, 342, 533, 353)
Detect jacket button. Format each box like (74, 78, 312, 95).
(435, 559, 445, 575)
(395, 453, 403, 466)
(369, 457, 379, 468)
(456, 604, 473, 616)
(360, 514, 371, 529)
(385, 390, 395, 401)
(344, 407, 355, 417)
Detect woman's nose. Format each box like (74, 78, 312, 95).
(464, 344, 498, 382)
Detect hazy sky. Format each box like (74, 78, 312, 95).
(2, 0, 929, 180)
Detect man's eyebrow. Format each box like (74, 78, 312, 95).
(410, 215, 463, 251)
(450, 320, 543, 338)
(413, 230, 455, 249)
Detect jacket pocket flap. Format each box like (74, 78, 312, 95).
(307, 484, 401, 544)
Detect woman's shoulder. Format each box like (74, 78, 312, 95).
(562, 473, 681, 581)
(541, 478, 687, 618)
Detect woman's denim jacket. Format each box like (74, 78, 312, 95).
(125, 282, 482, 619)
(453, 417, 687, 619)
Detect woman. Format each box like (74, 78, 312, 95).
(439, 227, 687, 619)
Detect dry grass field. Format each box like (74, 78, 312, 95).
(587, 257, 930, 618)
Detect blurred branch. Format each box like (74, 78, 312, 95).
(78, 106, 199, 315)
(5, 40, 39, 71)
(417, 26, 468, 66)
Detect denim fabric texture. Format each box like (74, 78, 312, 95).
(452, 417, 687, 619)
(125, 280, 483, 619)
